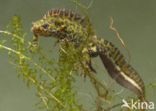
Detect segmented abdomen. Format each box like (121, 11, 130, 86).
(98, 39, 145, 98)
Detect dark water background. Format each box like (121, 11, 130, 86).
(0, 0, 156, 111)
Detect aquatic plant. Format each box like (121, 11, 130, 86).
(0, 1, 150, 111)
(0, 13, 109, 111)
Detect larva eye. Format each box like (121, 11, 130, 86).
(42, 24, 49, 29)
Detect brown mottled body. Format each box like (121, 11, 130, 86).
(96, 39, 145, 100)
(31, 8, 145, 102)
(32, 9, 91, 43)
(43, 9, 88, 27)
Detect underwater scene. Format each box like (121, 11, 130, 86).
(0, 0, 156, 111)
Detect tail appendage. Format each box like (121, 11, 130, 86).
(96, 39, 145, 100)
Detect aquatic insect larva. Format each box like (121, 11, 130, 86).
(31, 8, 145, 101)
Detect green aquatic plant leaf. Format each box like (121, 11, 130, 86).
(0, 12, 108, 110)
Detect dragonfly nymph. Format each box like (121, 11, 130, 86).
(31, 9, 145, 101)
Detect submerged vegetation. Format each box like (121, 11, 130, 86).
(0, 15, 109, 111)
(1, 1, 155, 111)
(0, 16, 82, 111)
(1, 10, 112, 109)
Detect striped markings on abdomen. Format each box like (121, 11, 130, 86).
(100, 39, 145, 97)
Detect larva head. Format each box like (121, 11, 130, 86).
(31, 17, 67, 39)
(31, 9, 89, 40)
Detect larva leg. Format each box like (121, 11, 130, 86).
(82, 45, 99, 73)
(86, 59, 96, 73)
(32, 34, 39, 47)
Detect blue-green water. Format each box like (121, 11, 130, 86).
(0, 0, 156, 111)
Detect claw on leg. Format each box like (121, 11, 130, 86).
(87, 59, 96, 73)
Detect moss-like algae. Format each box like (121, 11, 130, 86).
(0, 13, 108, 111)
